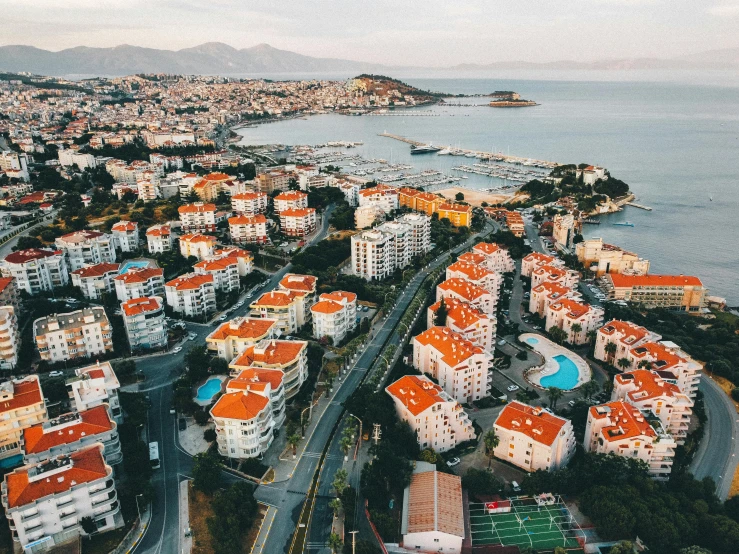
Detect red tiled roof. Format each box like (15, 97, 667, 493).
(279, 274, 317, 293)
(179, 203, 216, 214)
(4, 248, 62, 264)
(71, 263, 120, 279)
(608, 274, 703, 288)
(311, 300, 343, 314)
(228, 368, 283, 392)
(22, 406, 114, 454)
(165, 273, 214, 291)
(210, 391, 268, 421)
(280, 208, 316, 218)
(0, 376, 43, 415)
(495, 401, 568, 447)
(414, 326, 484, 367)
(589, 401, 656, 443)
(229, 214, 267, 225)
(121, 296, 162, 317)
(386, 375, 447, 416)
(111, 221, 137, 232)
(232, 340, 307, 368)
(208, 318, 276, 341)
(114, 267, 163, 284)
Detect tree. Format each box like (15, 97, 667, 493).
(204, 428, 217, 442)
(570, 322, 582, 342)
(329, 498, 342, 518)
(637, 360, 652, 370)
(586, 329, 598, 344)
(609, 541, 635, 554)
(579, 380, 600, 402)
(287, 431, 301, 458)
(604, 341, 617, 363)
(617, 357, 631, 371)
(80, 516, 96, 536)
(192, 452, 222, 494)
(462, 468, 503, 500)
(483, 429, 500, 468)
(434, 297, 448, 327)
(333, 468, 349, 496)
(327, 533, 343, 553)
(548, 325, 567, 345)
(455, 192, 465, 201)
(340, 436, 353, 461)
(547, 386, 563, 409)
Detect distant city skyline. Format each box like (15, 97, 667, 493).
(2, 0, 738, 66)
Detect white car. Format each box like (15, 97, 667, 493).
(172, 346, 183, 353)
(498, 340, 506, 346)
(188, 333, 197, 341)
(507, 385, 520, 392)
(48, 371, 64, 378)
(236, 301, 244, 308)
(446, 457, 461, 468)
(218, 314, 228, 321)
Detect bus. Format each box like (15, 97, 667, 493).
(149, 441, 161, 470)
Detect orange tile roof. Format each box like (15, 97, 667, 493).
(4, 248, 63, 264)
(629, 342, 684, 370)
(0, 277, 13, 295)
(280, 208, 316, 218)
(495, 401, 568, 447)
(114, 267, 163, 284)
(111, 221, 137, 232)
(232, 191, 267, 201)
(414, 326, 484, 367)
(615, 370, 683, 402)
(0, 376, 43, 415)
(209, 317, 276, 341)
(275, 191, 308, 202)
(58, 230, 105, 242)
(438, 203, 471, 214)
(447, 260, 493, 282)
(232, 340, 306, 368)
(386, 375, 448, 416)
(429, 298, 485, 329)
(279, 274, 317, 293)
(473, 242, 502, 256)
(548, 298, 592, 319)
(437, 278, 489, 302)
(406, 469, 464, 537)
(359, 186, 397, 198)
(200, 172, 231, 181)
(589, 401, 656, 443)
(146, 224, 170, 237)
(457, 252, 487, 266)
(121, 296, 162, 317)
(71, 263, 120, 279)
(228, 368, 283, 392)
(524, 252, 556, 265)
(229, 214, 267, 225)
(251, 290, 301, 308)
(599, 320, 651, 346)
(23, 406, 114, 454)
(311, 300, 343, 315)
(194, 257, 238, 272)
(210, 391, 269, 421)
(532, 281, 572, 299)
(179, 233, 217, 244)
(179, 203, 216, 214)
(165, 273, 214, 290)
(319, 290, 357, 304)
(608, 274, 703, 288)
(214, 247, 253, 259)
(5, 445, 108, 508)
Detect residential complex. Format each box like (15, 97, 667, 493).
(436, 278, 496, 316)
(594, 320, 660, 366)
(229, 214, 268, 244)
(55, 230, 116, 271)
(0, 376, 47, 461)
(231, 191, 268, 215)
(552, 213, 579, 249)
(34, 307, 113, 363)
(229, 339, 308, 399)
(521, 252, 560, 277)
(71, 263, 119, 300)
(164, 273, 217, 318)
(471, 242, 515, 273)
(528, 281, 580, 318)
(110, 221, 139, 252)
(437, 203, 472, 228)
(531, 264, 579, 289)
(544, 298, 604, 345)
(249, 290, 303, 334)
(66, 362, 122, 422)
(113, 267, 165, 302)
(274, 191, 308, 213)
(311, 290, 358, 344)
(179, 234, 217, 260)
(0, 307, 19, 370)
(145, 224, 172, 253)
(279, 208, 317, 237)
(576, 238, 650, 277)
(427, 298, 495, 352)
(602, 274, 707, 312)
(357, 185, 398, 214)
(194, 257, 240, 292)
(121, 296, 167, 350)
(178, 202, 217, 233)
(206, 317, 277, 361)
(1, 249, 69, 294)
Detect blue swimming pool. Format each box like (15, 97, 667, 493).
(119, 260, 150, 274)
(525, 337, 539, 345)
(196, 377, 223, 403)
(540, 354, 580, 390)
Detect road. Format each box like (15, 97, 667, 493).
(0, 212, 57, 259)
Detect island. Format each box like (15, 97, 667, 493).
(489, 90, 538, 107)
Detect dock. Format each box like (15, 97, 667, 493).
(626, 202, 653, 211)
(378, 133, 559, 168)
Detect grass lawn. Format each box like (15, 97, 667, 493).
(710, 309, 739, 326)
(81, 525, 131, 554)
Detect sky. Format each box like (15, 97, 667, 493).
(1, 0, 738, 66)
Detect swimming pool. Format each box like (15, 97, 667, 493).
(119, 260, 151, 274)
(195, 377, 224, 404)
(525, 337, 539, 345)
(540, 354, 580, 390)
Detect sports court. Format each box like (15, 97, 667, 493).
(468, 495, 585, 551)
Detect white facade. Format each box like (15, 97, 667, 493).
(249, 290, 302, 335)
(113, 268, 165, 302)
(179, 234, 217, 260)
(70, 263, 119, 300)
(528, 281, 581, 318)
(1, 249, 69, 295)
(55, 231, 116, 272)
(351, 229, 395, 281)
(146, 224, 172, 253)
(194, 257, 240, 293)
(545, 299, 604, 345)
(471, 242, 516, 274)
(122, 296, 167, 350)
(552, 213, 578, 249)
(178, 202, 217, 233)
(521, 252, 561, 278)
(274, 191, 309, 213)
(34, 307, 113, 363)
(436, 278, 496, 316)
(311, 291, 357, 345)
(594, 320, 660, 366)
(58, 149, 96, 170)
(206, 317, 277, 361)
(229, 214, 268, 244)
(357, 185, 398, 213)
(354, 205, 385, 229)
(231, 191, 268, 215)
(531, 264, 580, 289)
(165, 273, 217, 318)
(626, 341, 701, 400)
(0, 307, 19, 370)
(230, 339, 308, 400)
(427, 298, 495, 352)
(0, 376, 47, 461)
(279, 208, 317, 237)
(111, 221, 139, 252)
(67, 362, 122, 423)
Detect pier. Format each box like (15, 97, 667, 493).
(378, 133, 559, 168)
(626, 202, 653, 211)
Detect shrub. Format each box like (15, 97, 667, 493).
(194, 409, 209, 426)
(203, 429, 217, 442)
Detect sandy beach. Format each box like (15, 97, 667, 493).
(435, 187, 514, 207)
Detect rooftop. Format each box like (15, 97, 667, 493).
(34, 306, 109, 336)
(232, 339, 307, 369)
(71, 263, 120, 279)
(208, 317, 276, 341)
(608, 273, 703, 288)
(121, 296, 163, 317)
(23, 405, 114, 455)
(0, 376, 43, 416)
(414, 326, 484, 367)
(495, 401, 569, 447)
(386, 375, 450, 416)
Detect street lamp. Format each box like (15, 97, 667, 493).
(301, 404, 313, 437)
(347, 413, 363, 446)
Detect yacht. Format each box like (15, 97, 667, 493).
(410, 144, 442, 155)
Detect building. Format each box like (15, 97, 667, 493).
(585, 401, 676, 480)
(576, 238, 650, 277)
(357, 185, 398, 214)
(354, 205, 385, 229)
(400, 461, 465, 554)
(0, 307, 19, 370)
(279, 273, 317, 325)
(351, 229, 394, 281)
(194, 257, 240, 292)
(230, 339, 308, 399)
(70, 263, 119, 300)
(504, 211, 525, 237)
(311, 291, 358, 344)
(471, 242, 515, 273)
(387, 375, 475, 453)
(211, 368, 286, 459)
(545, 299, 604, 345)
(206, 317, 277, 361)
(375, 219, 429, 268)
(279, 208, 317, 237)
(395, 213, 431, 256)
(521, 252, 559, 277)
(602, 274, 707, 312)
(437, 203, 472, 228)
(436, 278, 496, 316)
(179, 234, 217, 260)
(398, 187, 445, 217)
(55, 231, 116, 271)
(231, 191, 268, 215)
(110, 221, 139, 253)
(0, 241, 56, 278)
(427, 298, 495, 352)
(528, 281, 580, 318)
(34, 307, 113, 363)
(413, 326, 491, 403)
(552, 213, 580, 249)
(493, 401, 576, 472)
(1, 444, 122, 550)
(594, 320, 660, 366)
(122, 296, 167, 350)
(0, 376, 47, 461)
(137, 180, 160, 202)
(0, 277, 20, 311)
(0, 151, 30, 181)
(210, 247, 254, 276)
(67, 362, 122, 422)
(193, 172, 244, 201)
(249, 290, 303, 334)
(58, 149, 96, 171)
(229, 214, 268, 244)
(531, 264, 580, 289)
(254, 170, 293, 194)
(113, 267, 165, 302)
(22, 405, 122, 466)
(576, 165, 607, 185)
(612, 370, 693, 444)
(274, 191, 309, 213)
(145, 224, 172, 254)
(626, 341, 701, 400)
(445, 261, 502, 299)
(164, 273, 217, 318)
(178, 203, 217, 233)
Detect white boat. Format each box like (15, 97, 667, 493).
(437, 149, 451, 155)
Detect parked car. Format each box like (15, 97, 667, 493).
(178, 418, 187, 431)
(498, 339, 506, 346)
(48, 371, 64, 378)
(188, 333, 197, 341)
(446, 457, 461, 468)
(568, 400, 576, 407)
(218, 314, 228, 321)
(507, 385, 520, 392)
(172, 346, 183, 354)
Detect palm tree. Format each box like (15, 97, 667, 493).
(602, 379, 615, 397)
(579, 380, 600, 402)
(333, 469, 348, 496)
(340, 436, 353, 461)
(483, 430, 500, 468)
(329, 498, 342, 518)
(638, 360, 653, 370)
(288, 432, 301, 459)
(586, 330, 598, 344)
(617, 357, 632, 371)
(570, 323, 583, 343)
(604, 341, 617, 364)
(548, 326, 567, 345)
(547, 387, 564, 410)
(328, 533, 343, 554)
(435, 297, 448, 327)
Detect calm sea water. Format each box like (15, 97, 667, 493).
(236, 75, 739, 303)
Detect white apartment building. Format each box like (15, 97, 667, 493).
(528, 281, 581, 318)
(67, 362, 122, 423)
(386, 375, 475, 453)
(413, 326, 491, 403)
(351, 229, 395, 281)
(70, 263, 119, 300)
(164, 273, 217, 318)
(122, 296, 167, 350)
(211, 368, 286, 459)
(335, 181, 361, 207)
(279, 274, 317, 326)
(146, 224, 172, 254)
(58, 149, 96, 170)
(210, 248, 254, 277)
(113, 267, 165, 302)
(0, 376, 47, 461)
(178, 202, 217, 233)
(34, 307, 113, 364)
(137, 180, 160, 202)
(545, 299, 604, 345)
(436, 278, 496, 316)
(229, 214, 268, 244)
(594, 320, 660, 366)
(274, 191, 309, 213)
(179, 234, 217, 260)
(0, 249, 69, 295)
(354, 205, 385, 229)
(396, 213, 432, 257)
(576, 238, 650, 277)
(626, 341, 701, 399)
(249, 290, 303, 334)
(279, 208, 317, 237)
(612, 370, 693, 444)
(471, 242, 516, 274)
(206, 317, 277, 361)
(552, 213, 579, 249)
(0, 151, 30, 181)
(357, 185, 399, 213)
(311, 291, 358, 344)
(54, 231, 116, 272)
(585, 401, 676, 480)
(230, 339, 308, 399)
(427, 297, 495, 352)
(446, 261, 502, 300)
(231, 191, 268, 215)
(493, 401, 576, 472)
(194, 257, 240, 292)
(0, 307, 19, 370)
(521, 252, 560, 278)
(21, 405, 122, 466)
(531, 264, 580, 289)
(110, 221, 139, 253)
(2, 444, 122, 550)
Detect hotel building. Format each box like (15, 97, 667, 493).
(576, 238, 650, 277)
(34, 307, 113, 363)
(121, 296, 167, 350)
(602, 274, 707, 313)
(206, 317, 277, 361)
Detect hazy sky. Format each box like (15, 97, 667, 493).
(2, 0, 738, 65)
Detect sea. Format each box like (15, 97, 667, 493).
(234, 71, 739, 304)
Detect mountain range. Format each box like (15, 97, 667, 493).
(0, 42, 738, 76)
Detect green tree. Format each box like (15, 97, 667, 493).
(579, 380, 600, 402)
(570, 322, 582, 342)
(483, 429, 500, 468)
(455, 192, 465, 201)
(547, 386, 563, 409)
(434, 297, 448, 327)
(617, 357, 632, 371)
(604, 341, 617, 363)
(327, 533, 343, 553)
(288, 431, 301, 458)
(192, 452, 222, 494)
(548, 325, 568, 345)
(80, 516, 96, 536)
(333, 468, 349, 496)
(340, 436, 353, 460)
(329, 498, 342, 518)
(609, 541, 635, 554)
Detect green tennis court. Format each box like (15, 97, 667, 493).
(469, 498, 584, 550)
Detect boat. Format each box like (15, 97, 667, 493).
(612, 221, 635, 227)
(437, 149, 451, 155)
(410, 144, 442, 155)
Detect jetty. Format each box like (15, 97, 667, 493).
(378, 133, 559, 168)
(626, 202, 653, 211)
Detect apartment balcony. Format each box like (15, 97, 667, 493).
(89, 479, 115, 496)
(91, 490, 116, 507)
(20, 510, 40, 523)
